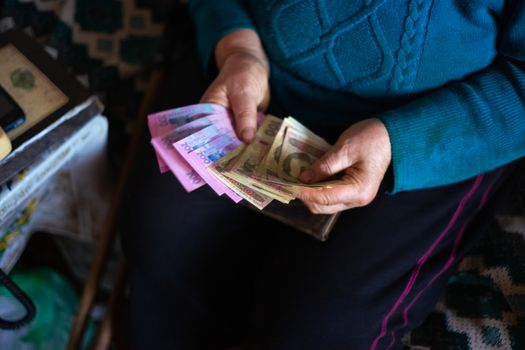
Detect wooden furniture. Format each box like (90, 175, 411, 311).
(67, 68, 164, 350)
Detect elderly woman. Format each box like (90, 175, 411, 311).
(122, 1, 525, 349)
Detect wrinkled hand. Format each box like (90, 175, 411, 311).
(296, 118, 391, 214)
(200, 30, 270, 142)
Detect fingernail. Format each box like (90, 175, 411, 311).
(241, 128, 255, 142)
(300, 170, 314, 183)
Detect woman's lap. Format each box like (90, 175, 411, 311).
(121, 139, 511, 349)
(121, 136, 273, 348)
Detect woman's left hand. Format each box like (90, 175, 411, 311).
(296, 118, 392, 214)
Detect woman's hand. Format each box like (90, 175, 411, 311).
(296, 118, 392, 214)
(200, 29, 270, 142)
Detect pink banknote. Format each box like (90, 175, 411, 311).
(148, 103, 229, 172)
(151, 134, 205, 193)
(181, 133, 243, 203)
(150, 114, 230, 192)
(172, 114, 228, 136)
(173, 119, 238, 197)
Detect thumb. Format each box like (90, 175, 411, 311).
(299, 145, 353, 183)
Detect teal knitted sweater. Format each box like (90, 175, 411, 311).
(189, 0, 525, 193)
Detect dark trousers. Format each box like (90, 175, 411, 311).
(120, 131, 514, 350)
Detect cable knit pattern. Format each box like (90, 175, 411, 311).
(264, 0, 392, 90)
(389, 0, 433, 94)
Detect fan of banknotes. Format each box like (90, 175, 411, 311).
(148, 103, 346, 210)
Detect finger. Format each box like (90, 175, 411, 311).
(230, 89, 257, 142)
(296, 185, 358, 206)
(302, 201, 350, 215)
(299, 144, 353, 183)
(296, 183, 375, 208)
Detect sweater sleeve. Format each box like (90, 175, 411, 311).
(378, 2, 525, 193)
(188, 0, 256, 70)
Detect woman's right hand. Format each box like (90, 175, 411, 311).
(200, 29, 270, 143)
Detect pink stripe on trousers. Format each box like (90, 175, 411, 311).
(384, 172, 502, 349)
(385, 221, 468, 350)
(370, 174, 484, 350)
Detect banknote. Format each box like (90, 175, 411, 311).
(257, 126, 349, 190)
(212, 171, 273, 209)
(173, 117, 236, 155)
(173, 119, 237, 196)
(179, 132, 243, 202)
(148, 103, 228, 137)
(258, 117, 329, 179)
(209, 148, 273, 209)
(277, 126, 330, 182)
(148, 103, 228, 172)
(150, 114, 232, 191)
(211, 143, 243, 173)
(230, 115, 279, 176)
(212, 146, 282, 203)
(151, 133, 205, 192)
(227, 160, 294, 203)
(170, 113, 229, 135)
(151, 131, 207, 192)
(225, 116, 295, 203)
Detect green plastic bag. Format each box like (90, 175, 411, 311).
(0, 268, 95, 350)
